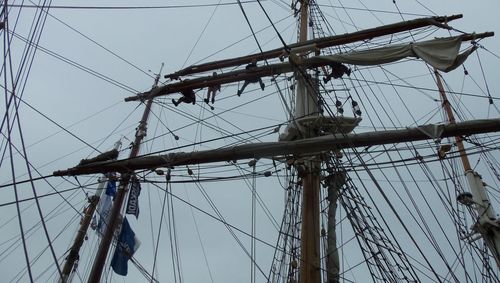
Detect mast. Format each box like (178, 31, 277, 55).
(326, 171, 344, 283)
(434, 70, 500, 266)
(294, 1, 322, 282)
(59, 142, 121, 282)
(87, 64, 163, 283)
(60, 196, 98, 282)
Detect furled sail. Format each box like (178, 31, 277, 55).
(313, 36, 477, 72)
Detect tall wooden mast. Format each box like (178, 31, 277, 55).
(434, 69, 500, 266)
(295, 1, 321, 282)
(59, 142, 121, 282)
(87, 64, 163, 283)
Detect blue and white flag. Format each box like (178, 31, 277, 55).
(96, 179, 116, 235)
(111, 217, 137, 276)
(126, 179, 141, 219)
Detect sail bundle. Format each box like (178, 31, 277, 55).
(313, 36, 477, 72)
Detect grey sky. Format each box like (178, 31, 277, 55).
(1, 0, 499, 282)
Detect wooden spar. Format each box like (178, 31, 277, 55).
(164, 14, 462, 79)
(53, 118, 500, 176)
(125, 32, 493, 102)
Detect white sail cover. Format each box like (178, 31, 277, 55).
(319, 36, 477, 72)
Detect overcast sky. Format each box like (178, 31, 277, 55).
(1, 1, 499, 282)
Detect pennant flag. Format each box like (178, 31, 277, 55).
(126, 179, 141, 219)
(111, 217, 137, 276)
(96, 179, 117, 235)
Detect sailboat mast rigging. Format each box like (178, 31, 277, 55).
(293, 1, 322, 282)
(85, 65, 164, 283)
(59, 142, 121, 283)
(53, 118, 500, 176)
(164, 14, 463, 80)
(5, 1, 500, 282)
(434, 69, 500, 266)
(125, 35, 493, 104)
